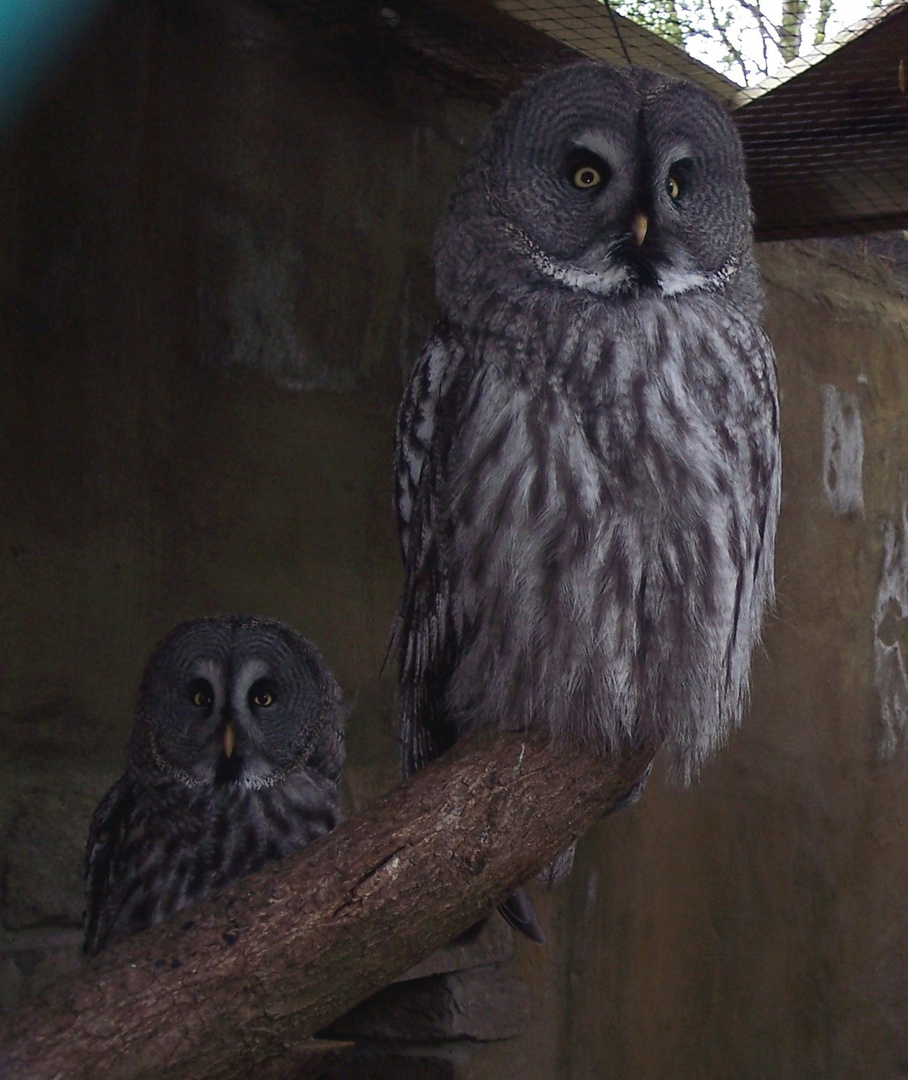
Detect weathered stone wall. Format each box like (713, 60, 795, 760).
(2, 2, 907, 1076)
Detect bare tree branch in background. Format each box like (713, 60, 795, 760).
(614, 0, 872, 83)
(814, 0, 835, 44)
(779, 0, 809, 60)
(731, 0, 780, 75)
(702, 0, 750, 83)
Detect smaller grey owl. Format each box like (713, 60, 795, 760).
(83, 615, 345, 956)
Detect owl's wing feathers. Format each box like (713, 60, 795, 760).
(713, 324, 780, 751)
(83, 775, 135, 956)
(747, 330, 781, 550)
(396, 334, 548, 945)
(394, 332, 465, 776)
(394, 333, 455, 567)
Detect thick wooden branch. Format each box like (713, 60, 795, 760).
(0, 731, 656, 1080)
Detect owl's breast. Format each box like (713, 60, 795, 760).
(442, 295, 777, 753)
(562, 295, 774, 501)
(137, 777, 337, 902)
(445, 291, 776, 615)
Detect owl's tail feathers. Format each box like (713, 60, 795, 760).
(499, 889, 546, 945)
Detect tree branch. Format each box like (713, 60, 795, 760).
(779, 0, 808, 61)
(702, 0, 750, 84)
(813, 0, 833, 45)
(0, 730, 656, 1080)
(730, 0, 781, 70)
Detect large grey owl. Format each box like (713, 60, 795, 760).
(83, 615, 345, 955)
(394, 62, 780, 933)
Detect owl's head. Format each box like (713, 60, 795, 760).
(434, 62, 760, 316)
(132, 616, 344, 790)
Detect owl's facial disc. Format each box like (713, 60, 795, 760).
(187, 675, 276, 787)
(571, 148, 708, 298)
(207, 658, 272, 786)
(180, 661, 235, 783)
(138, 615, 339, 793)
(513, 128, 676, 297)
(213, 705, 243, 785)
(154, 657, 278, 788)
(215, 656, 316, 789)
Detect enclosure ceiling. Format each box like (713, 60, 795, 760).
(488, 0, 738, 99)
(382, 0, 908, 240)
(411, 0, 737, 98)
(732, 0, 908, 239)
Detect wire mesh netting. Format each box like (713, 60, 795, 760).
(731, 3, 908, 239)
(316, 0, 908, 247)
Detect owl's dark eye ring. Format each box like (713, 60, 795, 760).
(249, 681, 276, 708)
(564, 149, 610, 193)
(573, 165, 602, 190)
(189, 680, 213, 709)
(666, 158, 694, 201)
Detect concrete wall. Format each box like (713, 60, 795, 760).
(2, 2, 908, 1076)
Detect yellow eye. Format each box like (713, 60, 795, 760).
(573, 165, 602, 190)
(252, 690, 274, 707)
(667, 175, 681, 199)
(192, 688, 212, 708)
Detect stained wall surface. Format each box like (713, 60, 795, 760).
(1, 3, 908, 1077)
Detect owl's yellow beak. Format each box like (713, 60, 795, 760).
(223, 722, 235, 759)
(632, 212, 648, 247)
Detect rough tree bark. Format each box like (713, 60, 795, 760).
(0, 730, 657, 1080)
